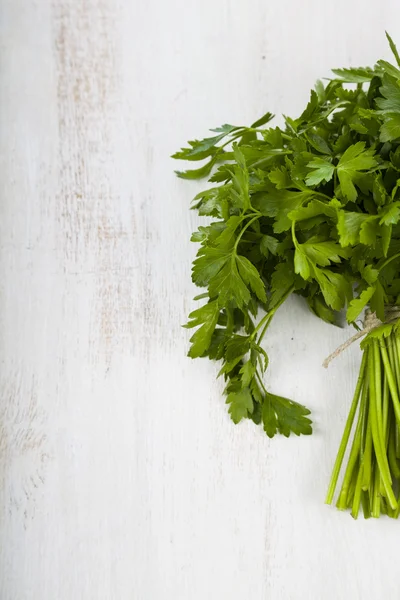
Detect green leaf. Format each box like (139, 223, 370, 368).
(300, 240, 351, 267)
(299, 90, 320, 123)
(209, 124, 240, 134)
(260, 235, 279, 257)
(218, 355, 244, 376)
(372, 174, 388, 206)
(192, 184, 232, 217)
(307, 294, 336, 324)
(192, 246, 231, 286)
(262, 395, 278, 437)
(206, 328, 228, 360)
(305, 157, 335, 186)
(288, 199, 337, 222)
(347, 286, 376, 323)
(209, 258, 251, 308)
(370, 280, 386, 322)
(239, 361, 256, 387)
(185, 301, 221, 358)
(214, 216, 243, 248)
(382, 224, 392, 256)
(359, 218, 380, 246)
(268, 166, 292, 189)
(263, 393, 312, 438)
(252, 343, 269, 372)
(314, 268, 352, 311)
(175, 155, 220, 180)
(172, 136, 223, 161)
(331, 67, 375, 83)
(270, 262, 296, 307)
(379, 202, 400, 225)
(294, 248, 311, 280)
(236, 255, 267, 303)
(380, 114, 400, 142)
(337, 142, 377, 202)
(360, 264, 379, 285)
(386, 31, 400, 68)
(251, 111, 274, 128)
(337, 211, 373, 246)
(253, 188, 314, 232)
(376, 75, 400, 113)
(225, 335, 250, 362)
(226, 387, 254, 424)
(376, 59, 400, 80)
(305, 132, 332, 155)
(231, 145, 250, 210)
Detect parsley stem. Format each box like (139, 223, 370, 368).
(256, 370, 268, 395)
(233, 214, 261, 253)
(380, 341, 400, 428)
(250, 285, 295, 341)
(313, 191, 334, 202)
(383, 371, 389, 440)
(326, 350, 367, 505)
(250, 151, 292, 169)
(291, 221, 298, 247)
(336, 390, 364, 510)
(368, 343, 397, 509)
(361, 398, 372, 491)
(378, 251, 400, 272)
(372, 462, 381, 518)
(389, 417, 400, 478)
(257, 316, 273, 346)
(391, 337, 400, 391)
(351, 465, 364, 519)
(373, 343, 384, 443)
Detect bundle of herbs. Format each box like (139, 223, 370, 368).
(174, 33, 400, 518)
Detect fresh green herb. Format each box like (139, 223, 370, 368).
(174, 33, 400, 514)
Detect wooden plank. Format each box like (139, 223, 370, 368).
(1, 1, 400, 598)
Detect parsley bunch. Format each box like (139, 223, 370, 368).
(174, 33, 400, 515)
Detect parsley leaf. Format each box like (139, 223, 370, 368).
(174, 32, 400, 443)
(337, 142, 378, 202)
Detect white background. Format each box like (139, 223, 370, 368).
(1, 1, 400, 599)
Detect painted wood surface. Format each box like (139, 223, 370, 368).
(1, 1, 400, 598)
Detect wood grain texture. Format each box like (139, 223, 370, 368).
(1, 1, 400, 598)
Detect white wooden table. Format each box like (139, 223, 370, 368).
(1, 1, 400, 598)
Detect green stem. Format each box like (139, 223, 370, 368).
(361, 490, 371, 519)
(378, 251, 400, 273)
(372, 461, 381, 518)
(346, 465, 359, 507)
(388, 417, 400, 478)
(314, 191, 334, 202)
(257, 316, 273, 346)
(351, 464, 364, 519)
(380, 342, 400, 428)
(291, 221, 299, 247)
(362, 412, 372, 491)
(219, 129, 252, 151)
(383, 372, 389, 438)
(336, 405, 363, 510)
(233, 215, 261, 253)
(393, 334, 400, 393)
(373, 342, 384, 441)
(250, 285, 294, 341)
(250, 152, 292, 169)
(325, 351, 367, 505)
(368, 345, 397, 509)
(256, 370, 268, 395)
(387, 339, 400, 396)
